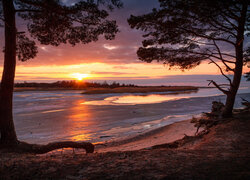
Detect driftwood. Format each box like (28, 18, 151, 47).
(0, 141, 94, 154)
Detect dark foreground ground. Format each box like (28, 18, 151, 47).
(0, 110, 249, 180)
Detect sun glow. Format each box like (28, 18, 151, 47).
(72, 73, 90, 81)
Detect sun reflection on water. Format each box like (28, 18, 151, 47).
(82, 94, 189, 105)
(66, 100, 96, 142)
(111, 94, 186, 104)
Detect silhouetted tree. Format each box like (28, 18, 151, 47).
(0, 0, 122, 153)
(128, 0, 249, 117)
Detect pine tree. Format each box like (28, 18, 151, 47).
(128, 0, 249, 117)
(0, 0, 122, 153)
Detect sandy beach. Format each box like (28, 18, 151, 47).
(96, 119, 200, 152)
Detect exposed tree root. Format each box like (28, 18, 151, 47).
(190, 101, 227, 135)
(0, 141, 94, 154)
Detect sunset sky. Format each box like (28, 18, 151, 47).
(0, 0, 249, 84)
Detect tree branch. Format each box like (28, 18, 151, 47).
(212, 40, 235, 72)
(179, 27, 236, 46)
(211, 53, 236, 61)
(207, 80, 229, 94)
(208, 58, 232, 86)
(213, 39, 223, 60)
(221, 59, 235, 72)
(219, 12, 238, 31)
(208, 16, 237, 37)
(178, 49, 225, 62)
(218, 53, 236, 59)
(224, 8, 240, 20)
(186, 38, 214, 46)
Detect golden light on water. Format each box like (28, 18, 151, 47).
(67, 100, 96, 142)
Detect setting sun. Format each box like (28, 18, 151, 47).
(72, 73, 90, 81)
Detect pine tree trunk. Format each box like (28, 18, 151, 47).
(223, 92, 236, 118)
(0, 0, 18, 144)
(222, 2, 247, 118)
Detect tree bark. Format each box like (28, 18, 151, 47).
(222, 2, 248, 117)
(0, 0, 18, 144)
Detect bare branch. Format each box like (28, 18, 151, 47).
(218, 7, 239, 21)
(221, 60, 235, 72)
(208, 58, 232, 86)
(179, 27, 236, 46)
(186, 38, 214, 46)
(224, 8, 239, 20)
(208, 16, 237, 37)
(207, 80, 229, 94)
(212, 40, 234, 72)
(219, 12, 238, 31)
(180, 49, 225, 62)
(219, 53, 236, 59)
(211, 53, 236, 61)
(213, 40, 223, 60)
(208, 52, 236, 62)
(217, 84, 231, 86)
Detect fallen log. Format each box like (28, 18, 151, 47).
(0, 141, 94, 154)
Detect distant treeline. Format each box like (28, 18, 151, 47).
(14, 81, 137, 88)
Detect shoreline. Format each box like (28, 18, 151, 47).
(27, 118, 199, 154)
(95, 118, 201, 152)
